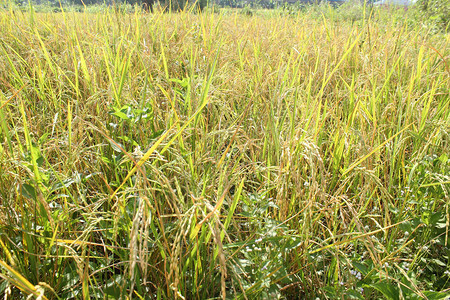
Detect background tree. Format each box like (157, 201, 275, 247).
(158, 0, 207, 11)
(417, 0, 449, 31)
(142, 0, 154, 11)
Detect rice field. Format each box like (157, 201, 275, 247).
(0, 4, 449, 299)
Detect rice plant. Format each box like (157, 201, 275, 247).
(0, 3, 449, 299)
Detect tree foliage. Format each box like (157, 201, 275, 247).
(417, 0, 449, 31)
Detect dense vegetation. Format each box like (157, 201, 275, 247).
(0, 3, 449, 299)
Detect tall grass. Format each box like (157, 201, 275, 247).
(0, 4, 449, 299)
